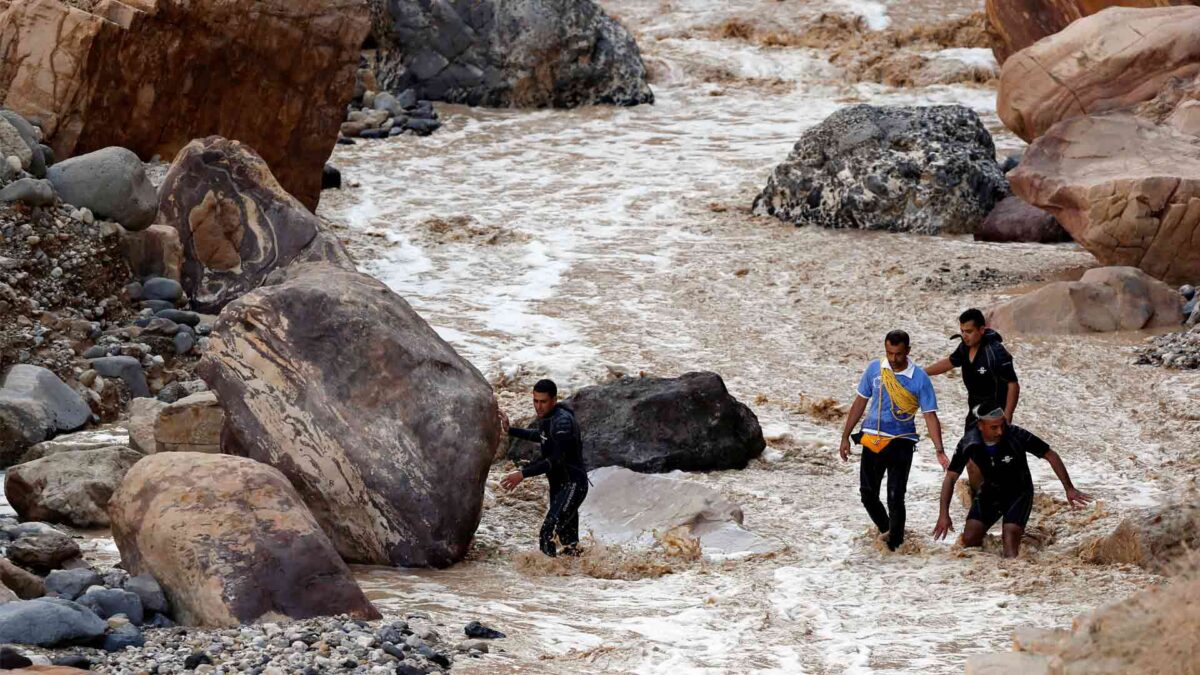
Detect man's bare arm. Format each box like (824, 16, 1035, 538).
(1004, 381, 1020, 422)
(932, 470, 961, 539)
(1044, 450, 1090, 508)
(838, 395, 869, 461)
(925, 357, 954, 377)
(923, 411, 948, 468)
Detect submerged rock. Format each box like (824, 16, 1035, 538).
(754, 104, 1008, 234)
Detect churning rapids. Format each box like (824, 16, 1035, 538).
(303, 0, 1200, 673)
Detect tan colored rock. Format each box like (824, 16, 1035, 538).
(0, 558, 45, 599)
(0, 581, 17, 604)
(985, 0, 1200, 64)
(122, 224, 183, 282)
(1077, 502, 1200, 572)
(127, 397, 165, 454)
(5, 447, 144, 527)
(964, 652, 1053, 675)
(997, 6, 1200, 142)
(987, 266, 1184, 334)
(153, 391, 222, 453)
(108, 452, 380, 627)
(1010, 108, 1200, 283)
(0, 0, 371, 210)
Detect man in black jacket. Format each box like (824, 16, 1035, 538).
(499, 379, 589, 557)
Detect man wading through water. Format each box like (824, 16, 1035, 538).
(933, 406, 1090, 558)
(840, 330, 948, 551)
(499, 379, 589, 557)
(926, 308, 1020, 495)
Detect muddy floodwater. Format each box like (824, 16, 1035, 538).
(313, 0, 1200, 672)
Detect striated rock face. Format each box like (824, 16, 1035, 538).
(985, 0, 1200, 65)
(987, 266, 1184, 334)
(1010, 100, 1200, 283)
(753, 105, 1008, 235)
(0, 0, 371, 210)
(158, 137, 355, 314)
(108, 452, 380, 627)
(198, 264, 499, 568)
(997, 6, 1200, 143)
(370, 0, 653, 108)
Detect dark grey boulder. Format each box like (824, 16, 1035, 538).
(45, 568, 102, 600)
(0, 598, 106, 646)
(102, 623, 144, 652)
(102, 568, 129, 589)
(141, 277, 183, 303)
(7, 531, 81, 573)
(371, 0, 654, 108)
(87, 357, 149, 398)
(322, 164, 342, 190)
(124, 574, 168, 615)
(404, 118, 441, 135)
(753, 105, 1009, 234)
(154, 309, 200, 326)
(0, 178, 55, 206)
(77, 587, 144, 625)
(173, 331, 196, 355)
(0, 365, 90, 467)
(45, 147, 158, 231)
(557, 372, 764, 473)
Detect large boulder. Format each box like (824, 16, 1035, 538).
(108, 452, 380, 627)
(0, 598, 106, 647)
(984, 0, 1200, 65)
(158, 137, 355, 313)
(5, 447, 144, 527)
(0, 559, 45, 599)
(19, 428, 130, 464)
(0, 365, 90, 468)
(198, 264, 499, 567)
(581, 466, 781, 557)
(975, 196, 1071, 243)
(45, 147, 157, 231)
(1010, 104, 1200, 283)
(127, 398, 166, 454)
(6, 531, 80, 574)
(753, 105, 1009, 234)
(153, 391, 222, 453)
(997, 7, 1200, 143)
(561, 372, 764, 473)
(370, 0, 653, 108)
(987, 266, 1184, 334)
(0, 0, 370, 211)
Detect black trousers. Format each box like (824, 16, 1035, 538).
(858, 439, 915, 550)
(540, 480, 589, 557)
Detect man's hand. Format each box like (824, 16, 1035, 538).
(498, 410, 510, 434)
(839, 437, 851, 462)
(932, 513, 954, 541)
(1066, 487, 1091, 509)
(500, 470, 523, 491)
(936, 450, 949, 470)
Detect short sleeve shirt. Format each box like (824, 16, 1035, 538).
(856, 359, 938, 440)
(949, 425, 1049, 496)
(948, 334, 1018, 412)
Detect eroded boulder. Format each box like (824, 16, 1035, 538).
(561, 372, 764, 473)
(5, 447, 144, 527)
(975, 196, 1071, 243)
(45, 147, 157, 231)
(987, 266, 1184, 334)
(753, 104, 1008, 234)
(108, 452, 379, 627)
(153, 392, 222, 453)
(0, 0, 371, 210)
(158, 137, 354, 313)
(371, 0, 653, 108)
(0, 366, 90, 468)
(198, 264, 499, 567)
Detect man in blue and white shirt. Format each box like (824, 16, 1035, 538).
(839, 330, 947, 551)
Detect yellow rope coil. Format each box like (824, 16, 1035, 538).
(879, 359, 919, 422)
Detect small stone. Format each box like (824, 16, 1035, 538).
(458, 639, 489, 653)
(464, 620, 506, 639)
(1180, 284, 1196, 301)
(25, 235, 39, 246)
(0, 647, 33, 669)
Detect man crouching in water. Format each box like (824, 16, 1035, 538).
(933, 406, 1091, 558)
(499, 379, 589, 557)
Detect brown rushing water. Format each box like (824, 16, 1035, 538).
(304, 0, 1200, 672)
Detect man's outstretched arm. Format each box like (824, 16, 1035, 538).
(1004, 381, 1020, 423)
(1043, 450, 1091, 508)
(925, 357, 954, 377)
(839, 395, 869, 461)
(923, 411, 949, 468)
(932, 470, 960, 540)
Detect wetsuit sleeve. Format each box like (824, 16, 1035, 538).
(507, 427, 541, 442)
(521, 416, 574, 479)
(948, 342, 966, 368)
(1012, 426, 1050, 459)
(947, 433, 971, 473)
(993, 345, 1018, 382)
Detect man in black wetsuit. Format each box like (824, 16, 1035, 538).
(932, 406, 1090, 558)
(926, 308, 1021, 491)
(499, 379, 589, 557)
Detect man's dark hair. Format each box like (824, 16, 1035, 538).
(884, 330, 910, 348)
(533, 379, 558, 398)
(959, 308, 986, 328)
